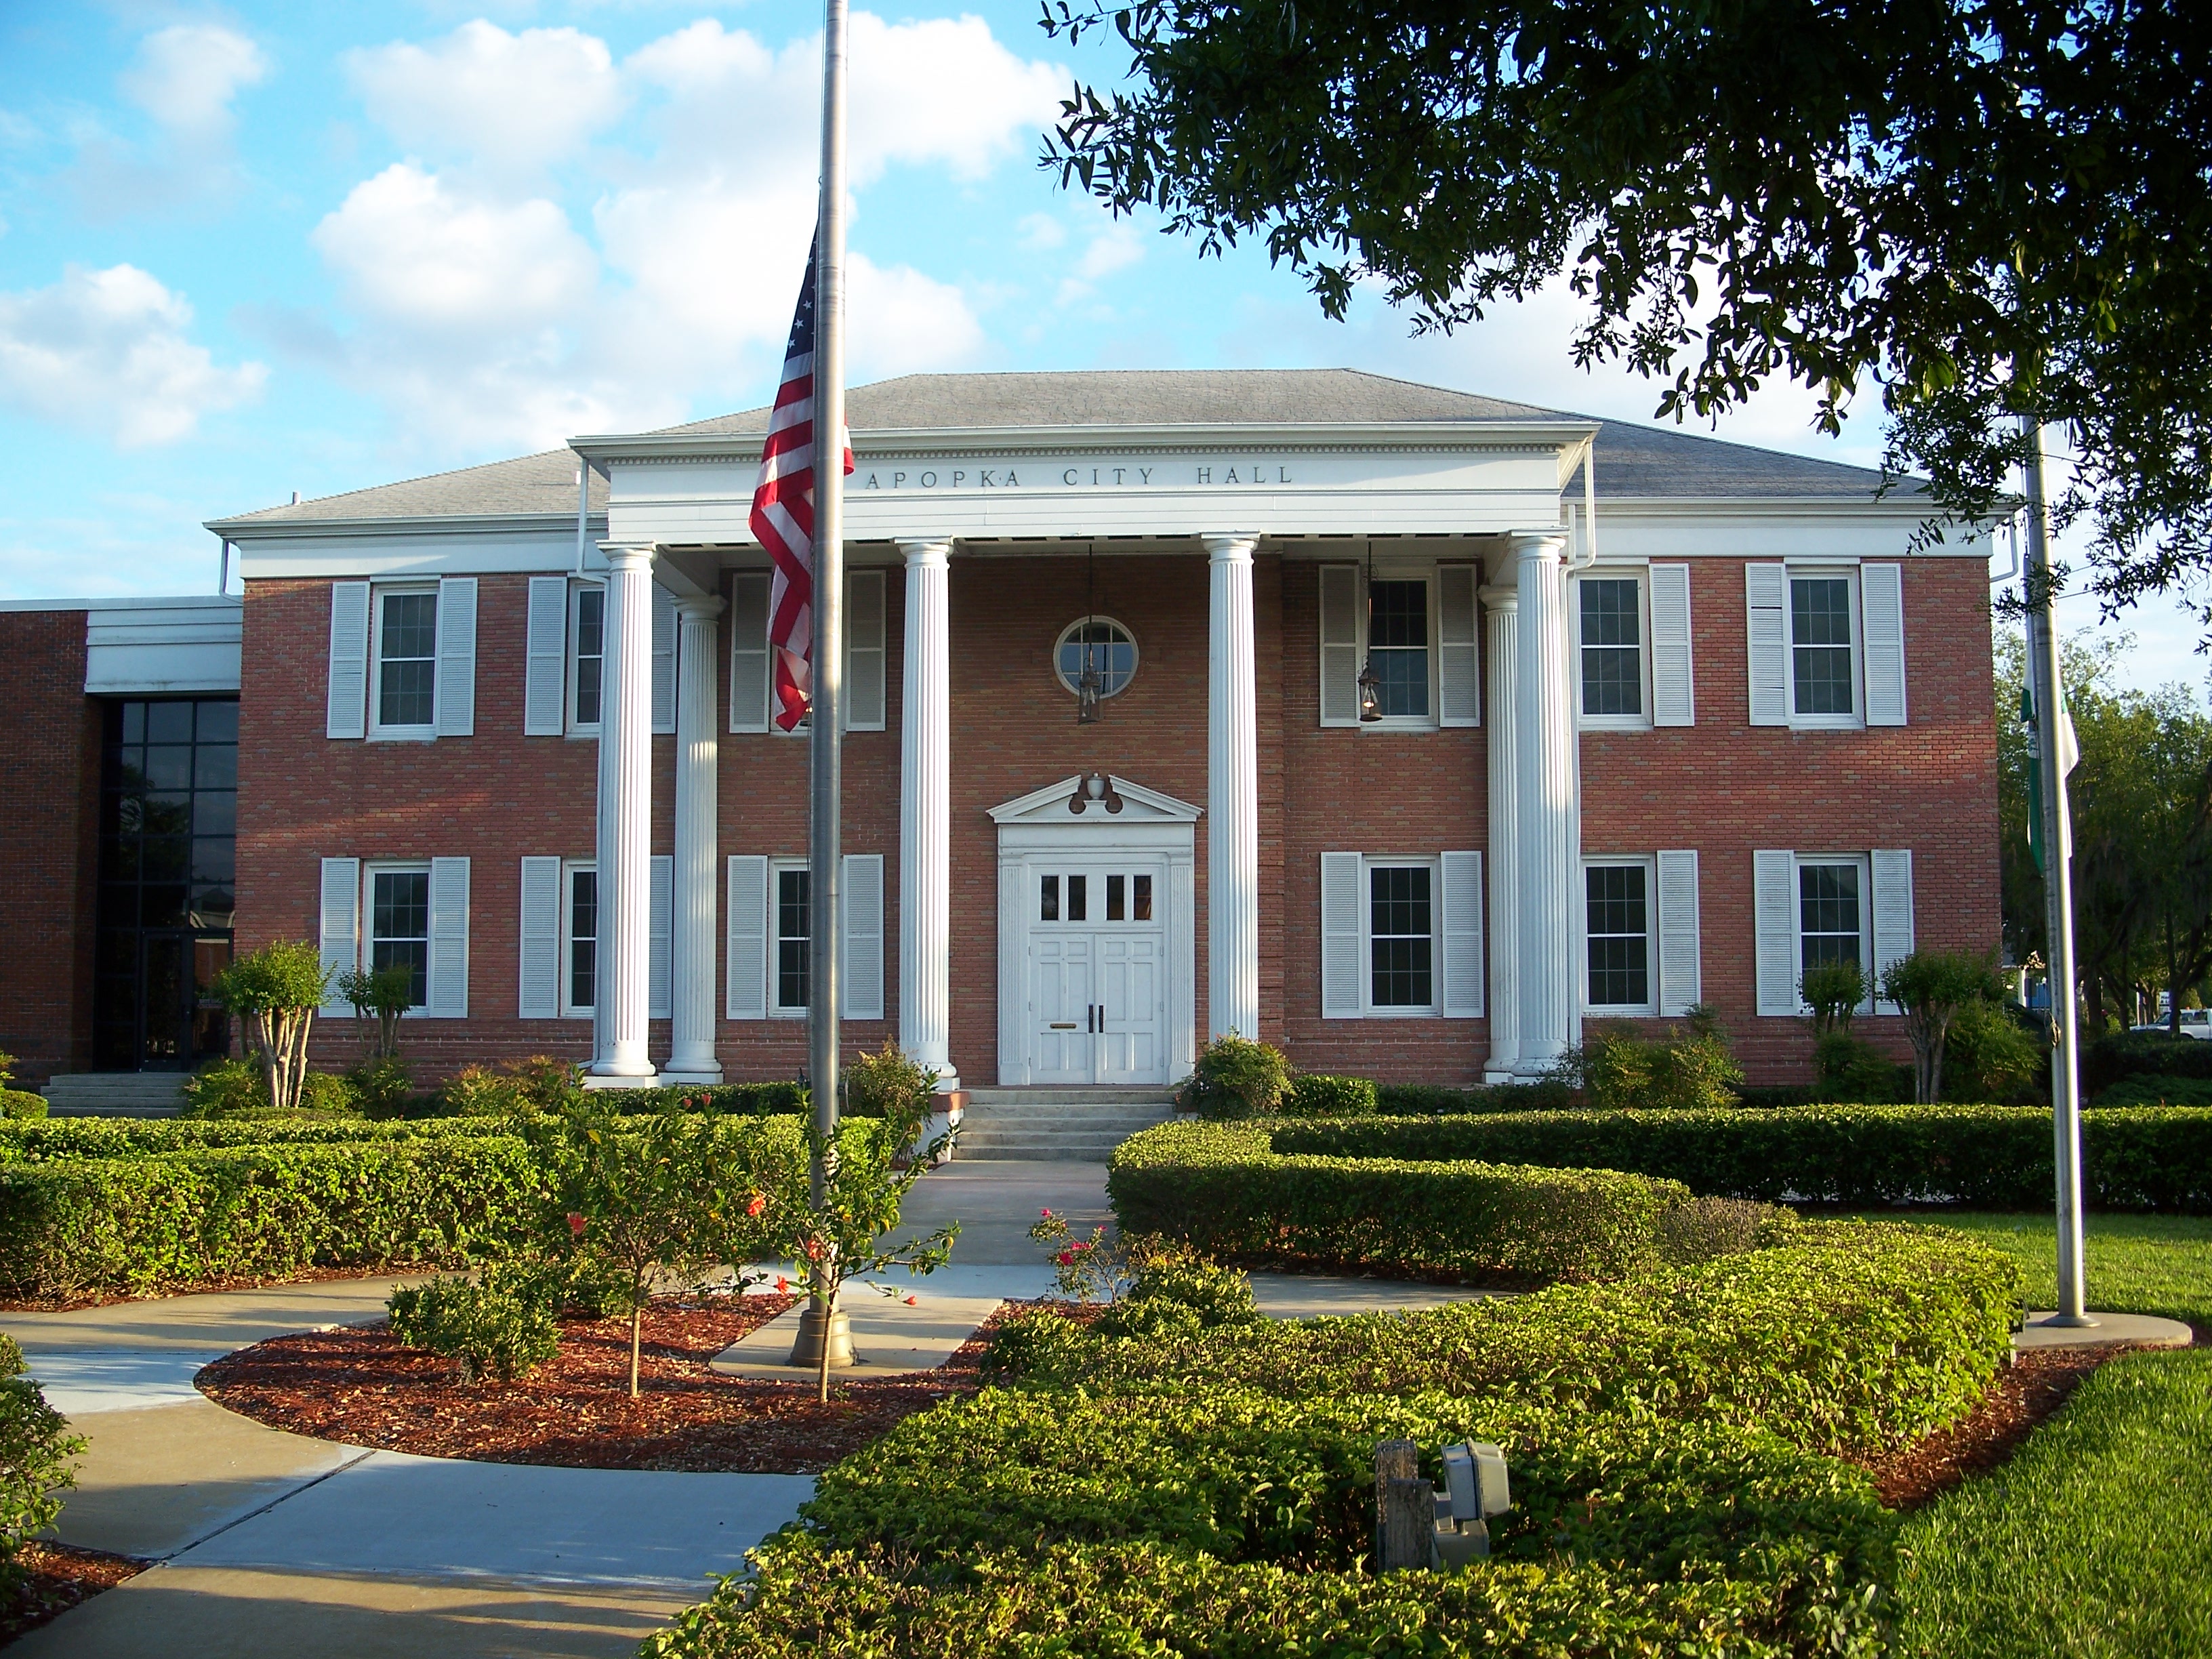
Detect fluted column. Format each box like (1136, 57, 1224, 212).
(898, 538, 958, 1091)
(1481, 579, 1521, 1080)
(665, 593, 723, 1082)
(1513, 530, 1579, 1071)
(1206, 533, 1261, 1042)
(592, 543, 657, 1080)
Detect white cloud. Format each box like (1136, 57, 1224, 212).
(848, 254, 985, 378)
(1057, 219, 1149, 304)
(1017, 213, 1067, 251)
(344, 22, 626, 178)
(312, 163, 600, 331)
(119, 25, 270, 141)
(0, 264, 266, 447)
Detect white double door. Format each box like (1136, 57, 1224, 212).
(1028, 860, 1167, 1085)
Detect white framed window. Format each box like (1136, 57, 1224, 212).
(1575, 573, 1650, 728)
(1787, 569, 1862, 727)
(1319, 563, 1480, 731)
(569, 583, 606, 733)
(1365, 575, 1434, 724)
(1755, 848, 1913, 1017)
(1054, 617, 1139, 699)
(562, 861, 597, 1018)
(367, 862, 432, 1008)
(1795, 855, 1871, 983)
(1365, 859, 1439, 1015)
(1582, 858, 1655, 1012)
(733, 569, 887, 737)
(370, 586, 438, 737)
(1320, 850, 1481, 1018)
(772, 859, 810, 1017)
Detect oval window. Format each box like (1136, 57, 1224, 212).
(1054, 618, 1138, 699)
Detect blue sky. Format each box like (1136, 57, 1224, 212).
(0, 1, 2196, 694)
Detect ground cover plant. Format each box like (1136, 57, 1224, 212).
(1849, 1210, 2212, 1330)
(0, 1336, 79, 1600)
(1895, 1347, 2212, 1658)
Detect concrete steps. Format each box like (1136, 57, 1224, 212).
(41, 1072, 189, 1117)
(954, 1087, 1180, 1163)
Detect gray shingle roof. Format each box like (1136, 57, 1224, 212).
(211, 368, 1906, 527)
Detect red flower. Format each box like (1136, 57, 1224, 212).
(566, 1212, 586, 1238)
(1040, 1208, 1053, 1218)
(775, 1275, 790, 1294)
(903, 1294, 918, 1306)
(745, 1193, 766, 1218)
(1056, 1250, 1076, 1266)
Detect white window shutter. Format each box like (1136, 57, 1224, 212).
(1439, 851, 1484, 1017)
(426, 857, 470, 1018)
(1320, 852, 1364, 1017)
(518, 857, 561, 1018)
(649, 855, 673, 1019)
(840, 853, 885, 1019)
(524, 577, 569, 737)
(325, 582, 370, 740)
(1862, 562, 1908, 725)
(845, 571, 886, 732)
(1650, 564, 1696, 726)
(1318, 565, 1360, 727)
(729, 573, 771, 734)
(431, 577, 477, 737)
(319, 857, 360, 1012)
(1437, 567, 1481, 727)
(726, 855, 769, 1019)
(1745, 564, 1788, 726)
(1655, 849, 1702, 1016)
(1872, 848, 1916, 1010)
(1753, 849, 1797, 1015)
(651, 582, 677, 734)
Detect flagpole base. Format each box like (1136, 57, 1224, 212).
(787, 1305, 855, 1370)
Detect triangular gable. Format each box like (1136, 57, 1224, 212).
(987, 774, 1203, 825)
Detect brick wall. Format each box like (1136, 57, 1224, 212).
(0, 611, 100, 1084)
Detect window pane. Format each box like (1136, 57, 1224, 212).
(380, 660, 436, 728)
(1368, 865, 1434, 1007)
(194, 700, 239, 742)
(570, 870, 597, 1010)
(575, 588, 605, 725)
(143, 745, 192, 790)
(194, 790, 237, 836)
(1584, 865, 1650, 1006)
(1580, 579, 1643, 716)
(1040, 875, 1059, 922)
(121, 702, 145, 743)
(1057, 621, 1138, 697)
(574, 657, 602, 726)
(146, 701, 192, 743)
(778, 869, 810, 1010)
(1790, 578, 1855, 715)
(1107, 874, 1125, 921)
(193, 744, 237, 790)
(379, 592, 438, 726)
(1368, 580, 1429, 717)
(1799, 863, 1863, 970)
(1132, 874, 1153, 922)
(1068, 874, 1087, 922)
(381, 592, 438, 659)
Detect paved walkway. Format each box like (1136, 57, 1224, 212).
(7, 1160, 1488, 1658)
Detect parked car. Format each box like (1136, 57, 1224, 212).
(2131, 1008, 2212, 1039)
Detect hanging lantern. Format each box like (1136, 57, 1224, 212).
(1357, 541, 1385, 722)
(1076, 651, 1103, 724)
(1076, 545, 1103, 724)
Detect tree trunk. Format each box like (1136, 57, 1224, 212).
(2169, 910, 2183, 1034)
(250, 1010, 279, 1109)
(630, 1300, 642, 1397)
(817, 1282, 838, 1404)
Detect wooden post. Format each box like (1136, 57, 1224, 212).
(1374, 1439, 1429, 1573)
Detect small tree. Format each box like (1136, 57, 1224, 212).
(1174, 1033, 1292, 1119)
(213, 942, 328, 1115)
(1879, 950, 2003, 1104)
(1799, 961, 1868, 1039)
(336, 963, 413, 1059)
(527, 1101, 783, 1397)
(788, 1090, 958, 1401)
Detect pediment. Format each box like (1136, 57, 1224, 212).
(987, 773, 1203, 825)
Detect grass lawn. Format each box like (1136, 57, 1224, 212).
(1895, 1346, 2212, 1658)
(1846, 1211, 2212, 1328)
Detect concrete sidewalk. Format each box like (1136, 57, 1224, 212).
(5, 1159, 1491, 1657)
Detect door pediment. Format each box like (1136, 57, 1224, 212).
(987, 774, 1202, 826)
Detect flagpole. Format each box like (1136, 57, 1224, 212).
(808, 0, 848, 1247)
(2022, 413, 2091, 1326)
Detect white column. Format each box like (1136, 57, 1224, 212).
(665, 592, 723, 1082)
(1206, 533, 1261, 1042)
(1513, 530, 1579, 1071)
(592, 544, 657, 1081)
(1481, 579, 1521, 1080)
(898, 538, 958, 1091)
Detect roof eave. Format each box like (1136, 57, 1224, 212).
(208, 510, 602, 540)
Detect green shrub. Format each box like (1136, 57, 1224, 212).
(843, 1040, 937, 1120)
(438, 1055, 582, 1118)
(1813, 1031, 1908, 1101)
(1, 1334, 81, 1597)
(1174, 1034, 1290, 1119)
(2087, 1029, 2212, 1094)
(387, 1267, 560, 1382)
(0, 1090, 45, 1120)
(346, 1054, 417, 1116)
(1655, 1194, 1788, 1263)
(1269, 1103, 2212, 1211)
(1942, 997, 2046, 1102)
(1092, 1247, 1258, 1339)
(1109, 1119, 1691, 1283)
(608, 1080, 808, 1116)
(1799, 960, 1867, 1037)
(991, 1222, 2017, 1456)
(1366, 1080, 1576, 1115)
(182, 1058, 358, 1120)
(2098, 1073, 2212, 1106)
(0, 1113, 523, 1163)
(1281, 1072, 1376, 1117)
(1881, 949, 2005, 1101)
(1574, 1013, 1744, 1111)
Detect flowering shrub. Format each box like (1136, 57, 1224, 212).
(1029, 1208, 1141, 1304)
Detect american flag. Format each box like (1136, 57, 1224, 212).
(750, 236, 853, 732)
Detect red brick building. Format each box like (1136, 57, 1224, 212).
(4, 370, 1999, 1091)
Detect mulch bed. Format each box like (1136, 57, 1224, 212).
(1, 1543, 146, 1650)
(197, 1292, 1008, 1475)
(1857, 1343, 2153, 1509)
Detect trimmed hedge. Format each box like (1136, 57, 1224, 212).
(2086, 1031, 2212, 1095)
(1108, 1119, 1691, 1283)
(1374, 1080, 1576, 1115)
(1267, 1104, 2212, 1211)
(0, 1115, 520, 1164)
(1282, 1073, 1377, 1117)
(0, 1114, 813, 1300)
